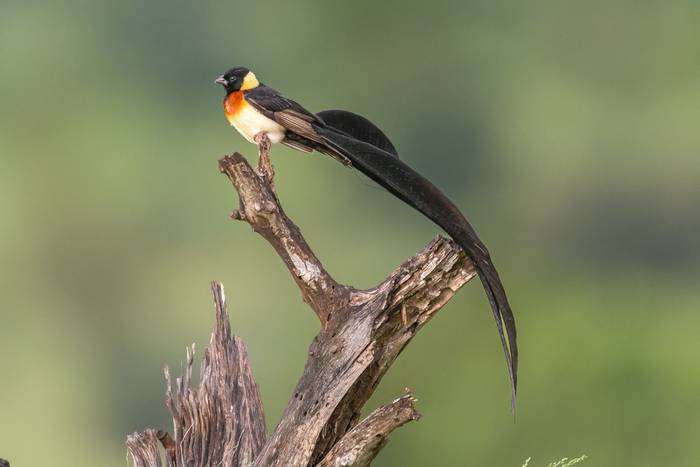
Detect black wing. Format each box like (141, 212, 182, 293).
(243, 85, 318, 120)
(244, 85, 324, 143)
(245, 87, 399, 160)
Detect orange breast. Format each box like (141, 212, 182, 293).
(223, 91, 246, 120)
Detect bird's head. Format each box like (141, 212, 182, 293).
(215, 67, 259, 93)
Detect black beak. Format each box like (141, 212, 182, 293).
(214, 76, 227, 85)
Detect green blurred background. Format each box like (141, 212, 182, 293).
(2, 1, 699, 465)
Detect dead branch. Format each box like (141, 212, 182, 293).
(316, 392, 421, 467)
(127, 139, 476, 466)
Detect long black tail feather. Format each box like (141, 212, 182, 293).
(314, 125, 518, 408)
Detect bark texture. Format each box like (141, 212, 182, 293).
(127, 141, 476, 466)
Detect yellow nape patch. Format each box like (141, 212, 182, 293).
(241, 71, 260, 90)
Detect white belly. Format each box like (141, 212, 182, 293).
(231, 105, 286, 144)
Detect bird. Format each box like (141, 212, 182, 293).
(215, 66, 518, 408)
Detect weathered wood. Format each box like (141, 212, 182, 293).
(168, 282, 266, 467)
(127, 140, 476, 466)
(126, 429, 163, 467)
(128, 283, 265, 467)
(220, 151, 352, 326)
(316, 392, 420, 467)
(249, 236, 473, 467)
